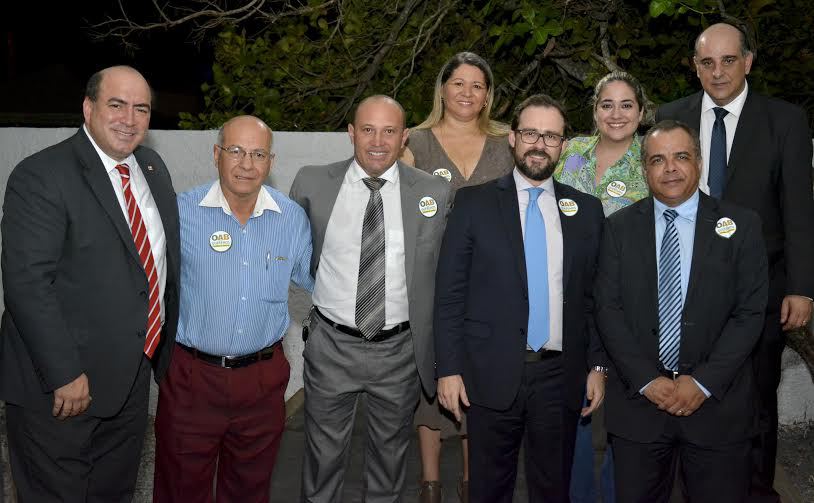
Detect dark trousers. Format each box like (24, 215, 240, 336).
(749, 311, 783, 502)
(612, 423, 751, 503)
(467, 356, 579, 503)
(6, 355, 151, 503)
(153, 343, 290, 503)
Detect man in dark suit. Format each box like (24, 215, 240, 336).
(655, 21, 814, 500)
(435, 94, 607, 503)
(596, 120, 768, 502)
(290, 95, 450, 502)
(0, 65, 180, 502)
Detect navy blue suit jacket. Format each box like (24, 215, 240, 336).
(434, 172, 605, 412)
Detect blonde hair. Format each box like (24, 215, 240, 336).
(414, 52, 508, 137)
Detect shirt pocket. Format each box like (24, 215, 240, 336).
(260, 253, 294, 303)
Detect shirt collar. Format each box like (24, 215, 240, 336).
(702, 81, 749, 118)
(654, 189, 700, 223)
(513, 167, 555, 194)
(199, 180, 281, 217)
(346, 159, 400, 186)
(83, 124, 137, 174)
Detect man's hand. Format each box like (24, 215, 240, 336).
(52, 373, 91, 419)
(781, 295, 813, 331)
(663, 375, 707, 416)
(437, 374, 470, 422)
(642, 377, 676, 408)
(581, 369, 606, 417)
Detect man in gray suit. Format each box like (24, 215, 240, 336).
(290, 95, 450, 502)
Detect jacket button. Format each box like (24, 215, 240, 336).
(520, 328, 526, 335)
(140, 291, 147, 299)
(137, 330, 146, 338)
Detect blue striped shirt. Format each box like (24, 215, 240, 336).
(176, 182, 314, 356)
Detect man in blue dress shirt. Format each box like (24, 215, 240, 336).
(152, 115, 314, 502)
(596, 120, 768, 501)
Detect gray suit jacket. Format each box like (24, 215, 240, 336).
(290, 159, 450, 396)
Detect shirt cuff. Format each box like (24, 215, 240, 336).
(692, 377, 712, 398)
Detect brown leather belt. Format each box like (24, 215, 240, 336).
(177, 341, 280, 369)
(525, 348, 563, 362)
(315, 308, 409, 342)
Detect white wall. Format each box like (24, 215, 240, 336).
(0, 127, 352, 406)
(1, 128, 813, 424)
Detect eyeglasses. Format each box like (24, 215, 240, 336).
(216, 145, 274, 163)
(515, 129, 565, 147)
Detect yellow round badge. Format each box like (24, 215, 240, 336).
(432, 168, 452, 182)
(715, 217, 737, 239)
(210, 231, 232, 252)
(606, 180, 627, 198)
(558, 198, 579, 216)
(419, 196, 438, 218)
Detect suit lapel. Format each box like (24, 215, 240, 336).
(312, 160, 350, 271)
(684, 193, 717, 309)
(398, 162, 421, 296)
(73, 131, 141, 265)
(553, 181, 575, 290)
(684, 93, 703, 132)
(135, 148, 178, 277)
(726, 90, 759, 186)
(636, 198, 659, 328)
(496, 174, 527, 294)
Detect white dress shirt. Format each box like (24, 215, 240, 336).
(83, 125, 168, 323)
(513, 169, 564, 351)
(698, 82, 748, 194)
(313, 160, 409, 328)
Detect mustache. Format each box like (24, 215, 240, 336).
(523, 149, 550, 160)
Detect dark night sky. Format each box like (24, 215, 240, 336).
(1, 1, 212, 129)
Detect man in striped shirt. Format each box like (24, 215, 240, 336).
(152, 115, 314, 502)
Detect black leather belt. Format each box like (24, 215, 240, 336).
(659, 368, 691, 379)
(177, 341, 280, 369)
(315, 308, 410, 342)
(525, 348, 562, 362)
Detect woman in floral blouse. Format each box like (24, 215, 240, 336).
(554, 70, 649, 503)
(554, 71, 649, 217)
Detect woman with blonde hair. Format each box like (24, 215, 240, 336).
(402, 51, 513, 503)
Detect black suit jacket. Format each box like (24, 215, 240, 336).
(0, 129, 180, 417)
(656, 90, 814, 308)
(434, 173, 605, 412)
(596, 193, 768, 444)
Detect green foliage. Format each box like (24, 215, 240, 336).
(177, 0, 814, 134)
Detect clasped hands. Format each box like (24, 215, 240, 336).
(643, 375, 706, 417)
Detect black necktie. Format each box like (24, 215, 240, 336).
(708, 107, 729, 198)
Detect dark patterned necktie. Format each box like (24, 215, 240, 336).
(658, 209, 682, 371)
(355, 177, 386, 339)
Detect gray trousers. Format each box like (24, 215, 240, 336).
(301, 312, 419, 503)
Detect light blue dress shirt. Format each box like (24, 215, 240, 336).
(644, 191, 711, 397)
(176, 182, 314, 356)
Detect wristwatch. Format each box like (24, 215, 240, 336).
(592, 365, 609, 376)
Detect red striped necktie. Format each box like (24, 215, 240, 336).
(115, 163, 161, 358)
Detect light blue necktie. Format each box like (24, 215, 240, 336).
(708, 107, 728, 199)
(524, 187, 549, 351)
(658, 209, 682, 371)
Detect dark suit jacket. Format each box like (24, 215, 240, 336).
(289, 159, 451, 397)
(0, 129, 180, 418)
(596, 193, 768, 444)
(656, 90, 814, 308)
(434, 173, 605, 412)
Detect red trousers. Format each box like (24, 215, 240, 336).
(153, 343, 290, 502)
